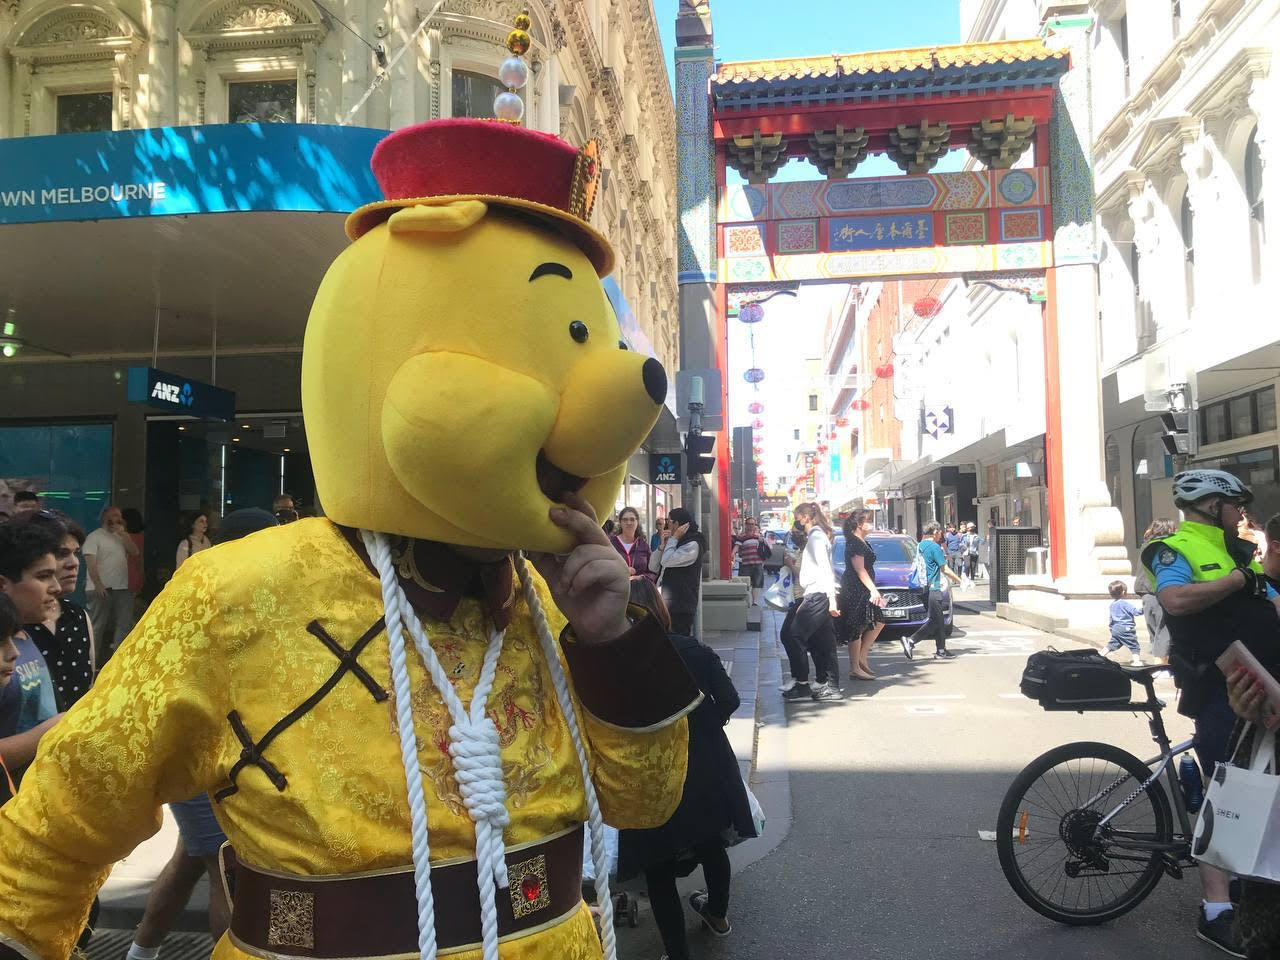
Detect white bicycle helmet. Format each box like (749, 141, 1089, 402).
(1171, 469, 1253, 507)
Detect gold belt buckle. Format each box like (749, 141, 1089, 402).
(507, 853, 550, 918)
(268, 890, 316, 949)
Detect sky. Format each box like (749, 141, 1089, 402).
(651, 0, 963, 489)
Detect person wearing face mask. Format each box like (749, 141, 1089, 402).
(1140, 469, 1280, 957)
(23, 512, 95, 712)
(787, 503, 841, 703)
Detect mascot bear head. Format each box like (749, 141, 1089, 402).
(303, 120, 667, 553)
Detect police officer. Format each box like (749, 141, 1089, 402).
(1141, 469, 1280, 957)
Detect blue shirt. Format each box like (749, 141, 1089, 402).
(1108, 599, 1142, 639)
(1152, 545, 1278, 598)
(944, 532, 963, 554)
(0, 633, 57, 739)
(919, 539, 947, 590)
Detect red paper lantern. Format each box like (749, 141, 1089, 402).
(913, 296, 941, 319)
(748, 402, 764, 415)
(752, 419, 764, 429)
(835, 417, 850, 428)
(828, 431, 838, 440)
(817, 444, 828, 454)
(875, 362, 896, 378)
(854, 399, 870, 411)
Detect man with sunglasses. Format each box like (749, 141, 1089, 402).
(1140, 469, 1280, 957)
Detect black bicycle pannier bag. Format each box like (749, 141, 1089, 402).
(1020, 648, 1132, 709)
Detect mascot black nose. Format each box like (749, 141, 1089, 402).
(642, 358, 667, 405)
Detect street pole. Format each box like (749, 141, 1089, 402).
(690, 375, 705, 641)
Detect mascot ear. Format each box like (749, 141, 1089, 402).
(388, 199, 488, 234)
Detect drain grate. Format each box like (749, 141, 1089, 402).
(87, 929, 213, 960)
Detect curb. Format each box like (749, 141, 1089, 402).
(953, 600, 1135, 654)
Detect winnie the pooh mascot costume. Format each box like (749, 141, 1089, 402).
(0, 118, 699, 960)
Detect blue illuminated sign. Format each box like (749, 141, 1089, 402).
(0, 123, 387, 225)
(828, 214, 933, 251)
(127, 367, 236, 422)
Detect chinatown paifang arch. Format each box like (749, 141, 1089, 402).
(675, 0, 1128, 593)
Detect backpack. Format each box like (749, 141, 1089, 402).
(907, 543, 928, 590)
(1020, 648, 1133, 710)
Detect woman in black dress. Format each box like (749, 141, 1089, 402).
(618, 578, 757, 960)
(837, 510, 885, 681)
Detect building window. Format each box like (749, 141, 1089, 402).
(1171, 0, 1181, 35)
(793, 429, 800, 440)
(56, 92, 112, 134)
(1246, 128, 1265, 284)
(808, 394, 818, 411)
(1180, 192, 1194, 312)
(452, 70, 504, 120)
(229, 80, 297, 124)
(1198, 385, 1277, 446)
(1259, 386, 1277, 433)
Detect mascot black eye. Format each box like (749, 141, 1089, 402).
(618, 340, 628, 350)
(569, 321, 589, 343)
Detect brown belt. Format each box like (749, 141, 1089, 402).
(224, 824, 585, 958)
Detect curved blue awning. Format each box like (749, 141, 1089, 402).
(0, 123, 388, 225)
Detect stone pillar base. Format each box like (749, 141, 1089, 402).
(999, 573, 1135, 630)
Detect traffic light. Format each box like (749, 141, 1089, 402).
(685, 432, 716, 475)
(1159, 410, 1194, 457)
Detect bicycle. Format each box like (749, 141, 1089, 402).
(997, 663, 1202, 925)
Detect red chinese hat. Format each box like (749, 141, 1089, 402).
(346, 118, 612, 276)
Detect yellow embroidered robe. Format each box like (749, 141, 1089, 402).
(0, 519, 690, 960)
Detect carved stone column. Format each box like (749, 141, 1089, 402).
(147, 0, 178, 126)
(1043, 6, 1129, 580)
(0, 2, 15, 139)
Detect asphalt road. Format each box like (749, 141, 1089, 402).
(615, 611, 1226, 960)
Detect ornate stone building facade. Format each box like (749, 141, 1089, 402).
(0, 0, 679, 373)
(964, 0, 1278, 563)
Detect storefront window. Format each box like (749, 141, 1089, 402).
(56, 92, 113, 134)
(0, 423, 113, 534)
(229, 80, 298, 124)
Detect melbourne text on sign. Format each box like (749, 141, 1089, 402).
(0, 182, 167, 209)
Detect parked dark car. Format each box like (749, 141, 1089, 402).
(832, 531, 953, 637)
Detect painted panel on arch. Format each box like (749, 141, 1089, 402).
(718, 241, 1053, 283)
(717, 167, 1050, 223)
(829, 214, 933, 251)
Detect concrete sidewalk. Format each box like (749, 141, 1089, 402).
(97, 610, 793, 936)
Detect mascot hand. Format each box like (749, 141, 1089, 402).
(531, 492, 631, 646)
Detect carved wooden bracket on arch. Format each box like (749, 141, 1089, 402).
(728, 130, 788, 184)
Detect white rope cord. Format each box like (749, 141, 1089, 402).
(362, 531, 509, 960)
(514, 555, 618, 960)
(362, 530, 441, 960)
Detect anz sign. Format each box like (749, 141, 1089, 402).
(128, 367, 235, 421)
(650, 452, 681, 485)
(151, 380, 194, 406)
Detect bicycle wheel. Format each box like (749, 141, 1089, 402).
(996, 740, 1174, 926)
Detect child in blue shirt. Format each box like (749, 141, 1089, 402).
(1105, 580, 1144, 665)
